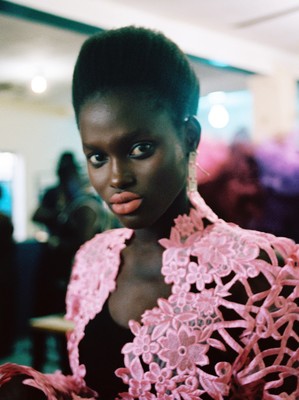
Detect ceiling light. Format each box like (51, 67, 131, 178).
(208, 104, 230, 129)
(31, 75, 47, 94)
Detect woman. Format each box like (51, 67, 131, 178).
(0, 26, 298, 400)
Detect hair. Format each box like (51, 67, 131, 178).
(56, 151, 80, 181)
(72, 26, 199, 126)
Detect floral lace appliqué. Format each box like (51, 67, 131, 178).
(114, 195, 299, 399)
(65, 193, 299, 399)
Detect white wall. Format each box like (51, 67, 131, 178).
(0, 99, 83, 240)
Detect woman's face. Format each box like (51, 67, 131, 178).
(79, 92, 189, 230)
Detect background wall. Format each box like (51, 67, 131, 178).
(1, 0, 299, 240)
(0, 99, 83, 239)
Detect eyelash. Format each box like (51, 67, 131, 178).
(87, 142, 155, 168)
(129, 142, 155, 159)
(87, 153, 107, 168)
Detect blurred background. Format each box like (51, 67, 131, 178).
(0, 0, 299, 371)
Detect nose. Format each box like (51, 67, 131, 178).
(110, 158, 135, 189)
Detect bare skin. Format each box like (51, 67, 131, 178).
(79, 91, 200, 328)
(108, 238, 171, 327)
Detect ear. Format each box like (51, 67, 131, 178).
(184, 115, 201, 152)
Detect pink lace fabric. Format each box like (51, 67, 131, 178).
(0, 363, 97, 399)
(1, 192, 298, 399)
(65, 191, 299, 399)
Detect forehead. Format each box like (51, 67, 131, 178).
(79, 91, 175, 134)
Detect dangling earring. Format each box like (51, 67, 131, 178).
(188, 151, 210, 193)
(188, 151, 198, 193)
(187, 151, 218, 222)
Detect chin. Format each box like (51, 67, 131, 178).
(116, 213, 154, 230)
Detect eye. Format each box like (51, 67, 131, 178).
(87, 152, 108, 168)
(130, 142, 155, 159)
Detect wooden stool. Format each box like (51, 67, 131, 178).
(29, 314, 74, 373)
(30, 314, 74, 334)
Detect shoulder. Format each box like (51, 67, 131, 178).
(41, 185, 60, 206)
(66, 227, 133, 322)
(203, 219, 296, 257)
(42, 185, 59, 199)
(166, 215, 298, 293)
(68, 227, 133, 289)
(192, 220, 299, 303)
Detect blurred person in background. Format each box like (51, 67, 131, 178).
(31, 151, 119, 372)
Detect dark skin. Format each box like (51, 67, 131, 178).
(79, 91, 200, 327)
(80, 92, 297, 393)
(0, 91, 200, 398)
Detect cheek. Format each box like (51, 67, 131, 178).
(147, 147, 187, 190)
(87, 166, 106, 196)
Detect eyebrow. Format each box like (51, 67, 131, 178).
(82, 128, 152, 151)
(82, 142, 102, 152)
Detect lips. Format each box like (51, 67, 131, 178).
(110, 192, 143, 215)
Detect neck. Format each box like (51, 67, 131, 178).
(133, 189, 190, 244)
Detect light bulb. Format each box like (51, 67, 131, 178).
(208, 104, 230, 129)
(31, 75, 47, 94)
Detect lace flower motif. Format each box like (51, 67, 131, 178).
(174, 214, 196, 238)
(65, 192, 299, 398)
(122, 324, 160, 364)
(158, 324, 209, 374)
(186, 262, 213, 291)
(144, 363, 176, 394)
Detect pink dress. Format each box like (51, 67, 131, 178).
(1, 192, 299, 399)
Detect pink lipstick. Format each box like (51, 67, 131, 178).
(110, 192, 142, 215)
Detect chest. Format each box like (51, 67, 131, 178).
(108, 244, 171, 328)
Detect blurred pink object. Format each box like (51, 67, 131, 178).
(196, 139, 230, 184)
(255, 132, 299, 195)
(0, 363, 97, 399)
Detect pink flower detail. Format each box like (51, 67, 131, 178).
(186, 262, 213, 290)
(123, 325, 159, 363)
(144, 363, 176, 393)
(158, 325, 208, 374)
(159, 225, 202, 250)
(128, 378, 152, 398)
(142, 306, 165, 326)
(162, 259, 186, 285)
(162, 245, 191, 268)
(174, 214, 196, 237)
(135, 335, 160, 363)
(194, 289, 219, 316)
(235, 237, 260, 261)
(169, 288, 196, 311)
(193, 230, 235, 276)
